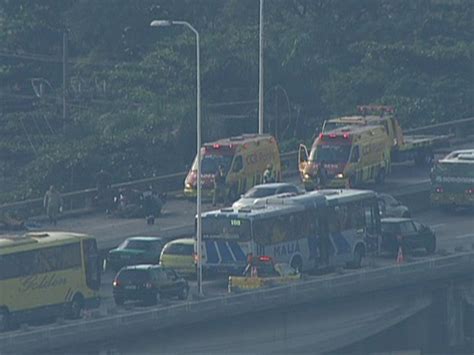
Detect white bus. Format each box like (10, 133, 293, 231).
(199, 189, 381, 274)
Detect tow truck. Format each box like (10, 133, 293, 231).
(322, 105, 449, 166)
(228, 256, 301, 293)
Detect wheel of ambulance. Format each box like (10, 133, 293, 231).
(0, 308, 10, 332)
(375, 168, 386, 185)
(348, 176, 357, 188)
(67, 294, 84, 319)
(114, 296, 125, 306)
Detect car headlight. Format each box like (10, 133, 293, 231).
(185, 183, 193, 189)
(304, 173, 311, 180)
(335, 173, 344, 179)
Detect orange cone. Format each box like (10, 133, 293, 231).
(396, 246, 404, 264)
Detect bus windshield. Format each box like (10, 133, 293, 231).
(323, 121, 351, 132)
(202, 215, 251, 241)
(310, 145, 351, 163)
(193, 154, 233, 175)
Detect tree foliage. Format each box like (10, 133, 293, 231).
(0, 0, 472, 201)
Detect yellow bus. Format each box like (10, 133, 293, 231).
(0, 231, 101, 331)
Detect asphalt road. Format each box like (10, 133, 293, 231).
(30, 163, 434, 252)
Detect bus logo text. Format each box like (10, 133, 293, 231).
(19, 274, 67, 293)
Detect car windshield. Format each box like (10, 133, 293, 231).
(162, 243, 194, 256)
(118, 239, 152, 251)
(193, 154, 233, 175)
(381, 223, 401, 234)
(243, 186, 279, 198)
(309, 145, 351, 163)
(323, 121, 350, 132)
(117, 269, 150, 283)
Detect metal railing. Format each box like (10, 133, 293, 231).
(1, 250, 474, 353)
(0, 116, 472, 220)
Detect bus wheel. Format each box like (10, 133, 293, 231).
(67, 295, 84, 319)
(291, 257, 303, 273)
(349, 246, 364, 269)
(0, 308, 10, 332)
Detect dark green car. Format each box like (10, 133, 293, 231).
(106, 236, 164, 272)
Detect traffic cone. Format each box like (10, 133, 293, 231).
(396, 246, 404, 264)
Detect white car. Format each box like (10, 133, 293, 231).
(377, 193, 411, 218)
(232, 183, 304, 209)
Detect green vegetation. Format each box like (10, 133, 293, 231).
(0, 0, 472, 201)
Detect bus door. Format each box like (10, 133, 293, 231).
(327, 206, 359, 266)
(362, 200, 381, 253)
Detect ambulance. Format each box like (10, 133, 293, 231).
(298, 125, 391, 190)
(184, 134, 281, 201)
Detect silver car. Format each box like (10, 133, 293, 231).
(377, 193, 411, 218)
(232, 183, 303, 209)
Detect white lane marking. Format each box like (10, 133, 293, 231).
(455, 234, 474, 239)
(431, 223, 445, 230)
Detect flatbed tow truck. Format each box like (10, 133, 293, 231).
(322, 105, 449, 166)
(228, 256, 301, 293)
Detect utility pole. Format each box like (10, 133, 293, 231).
(258, 0, 264, 134)
(62, 30, 68, 129)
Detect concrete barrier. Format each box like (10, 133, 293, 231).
(1, 251, 474, 354)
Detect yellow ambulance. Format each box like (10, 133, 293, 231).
(184, 134, 281, 201)
(298, 125, 392, 189)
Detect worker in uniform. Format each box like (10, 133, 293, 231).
(263, 164, 275, 184)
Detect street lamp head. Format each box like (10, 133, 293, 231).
(150, 20, 172, 27)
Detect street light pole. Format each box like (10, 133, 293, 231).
(258, 0, 264, 134)
(150, 20, 203, 296)
(62, 30, 68, 129)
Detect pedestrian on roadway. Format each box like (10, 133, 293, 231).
(263, 164, 275, 184)
(213, 164, 227, 207)
(43, 185, 63, 226)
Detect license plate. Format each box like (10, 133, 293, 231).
(125, 285, 137, 290)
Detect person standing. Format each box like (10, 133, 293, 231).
(317, 161, 328, 189)
(43, 185, 63, 225)
(213, 164, 226, 207)
(263, 164, 275, 184)
(96, 169, 112, 213)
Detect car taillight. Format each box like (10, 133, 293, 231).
(435, 187, 443, 193)
(144, 282, 153, 289)
(113, 280, 120, 287)
(259, 255, 272, 262)
(466, 188, 473, 195)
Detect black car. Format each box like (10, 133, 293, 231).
(106, 236, 164, 272)
(112, 264, 189, 306)
(381, 218, 436, 254)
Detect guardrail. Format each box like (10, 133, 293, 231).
(0, 116, 472, 221)
(1, 250, 474, 353)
